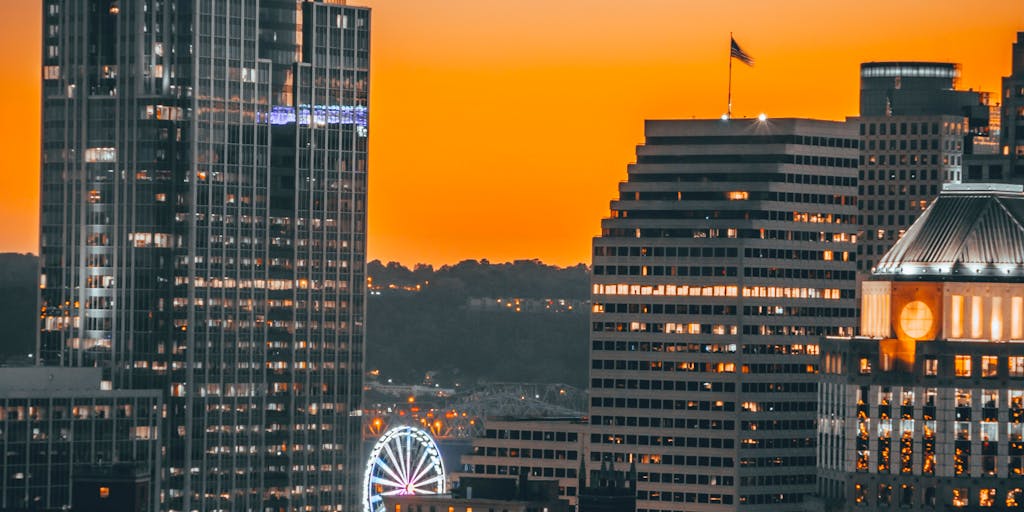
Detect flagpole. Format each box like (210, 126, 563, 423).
(727, 32, 733, 118)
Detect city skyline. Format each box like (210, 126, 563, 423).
(0, 2, 1021, 267)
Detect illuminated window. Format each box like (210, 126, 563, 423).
(1007, 488, 1023, 508)
(859, 358, 872, 375)
(953, 488, 968, 507)
(982, 356, 999, 378)
(955, 355, 972, 377)
(99, 487, 110, 499)
(952, 295, 965, 337)
(993, 297, 1004, 340)
(1011, 357, 1024, 378)
(727, 191, 748, 200)
(980, 488, 996, 507)
(854, 484, 867, 505)
(1013, 297, 1024, 339)
(972, 296, 984, 338)
(924, 358, 938, 376)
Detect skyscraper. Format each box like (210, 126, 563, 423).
(38, 2, 369, 511)
(589, 118, 858, 511)
(1000, 32, 1024, 180)
(855, 62, 992, 273)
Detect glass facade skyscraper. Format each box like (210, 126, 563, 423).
(38, 1, 369, 510)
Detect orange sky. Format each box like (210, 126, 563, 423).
(1, 2, 1021, 266)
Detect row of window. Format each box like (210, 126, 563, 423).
(591, 434, 735, 449)
(626, 171, 855, 187)
(480, 429, 579, 442)
(592, 283, 849, 300)
(855, 355, 1024, 378)
(591, 340, 738, 353)
(589, 397, 734, 412)
(591, 379, 735, 393)
(646, 133, 858, 149)
(603, 227, 855, 243)
(592, 321, 847, 337)
(592, 359, 817, 376)
(469, 447, 577, 460)
(590, 451, 734, 468)
(636, 490, 733, 505)
(637, 153, 857, 169)
(590, 416, 735, 431)
(627, 190, 856, 208)
(860, 167, 940, 181)
(853, 484, 1023, 508)
(860, 120, 960, 137)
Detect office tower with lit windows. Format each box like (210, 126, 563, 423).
(818, 183, 1024, 510)
(855, 62, 993, 273)
(38, 2, 369, 511)
(589, 118, 858, 511)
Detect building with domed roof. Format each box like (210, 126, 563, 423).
(818, 183, 1024, 509)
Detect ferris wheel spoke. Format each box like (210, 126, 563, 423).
(404, 433, 414, 487)
(380, 487, 413, 497)
(393, 435, 412, 483)
(407, 448, 432, 487)
(381, 441, 408, 483)
(371, 475, 406, 490)
(409, 474, 444, 490)
(374, 455, 407, 487)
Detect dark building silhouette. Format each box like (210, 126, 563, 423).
(38, 1, 370, 510)
(0, 368, 161, 511)
(577, 461, 637, 512)
(1000, 32, 1024, 180)
(382, 475, 570, 512)
(72, 464, 151, 512)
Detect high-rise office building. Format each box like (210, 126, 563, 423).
(818, 183, 1024, 509)
(38, 2, 369, 510)
(855, 62, 992, 273)
(1000, 32, 1024, 180)
(589, 118, 858, 511)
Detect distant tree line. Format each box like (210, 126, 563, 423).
(366, 259, 590, 387)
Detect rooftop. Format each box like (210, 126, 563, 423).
(874, 184, 1024, 281)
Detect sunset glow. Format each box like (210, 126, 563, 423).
(1, 1, 1021, 265)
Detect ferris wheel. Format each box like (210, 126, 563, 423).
(363, 425, 447, 512)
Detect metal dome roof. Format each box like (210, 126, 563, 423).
(874, 184, 1024, 281)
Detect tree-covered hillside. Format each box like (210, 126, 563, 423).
(366, 259, 590, 387)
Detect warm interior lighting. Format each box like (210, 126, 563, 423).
(727, 191, 749, 200)
(992, 297, 1003, 341)
(972, 296, 983, 338)
(1013, 297, 1023, 339)
(99, 487, 110, 499)
(860, 284, 890, 338)
(899, 301, 933, 340)
(951, 295, 964, 337)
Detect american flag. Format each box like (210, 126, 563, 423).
(730, 37, 754, 67)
